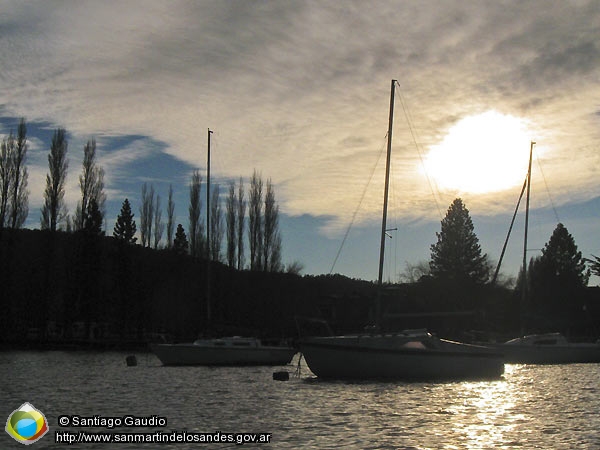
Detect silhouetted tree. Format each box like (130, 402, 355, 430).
(236, 177, 246, 270)
(188, 170, 204, 257)
(139, 183, 155, 247)
(166, 184, 175, 248)
(41, 128, 69, 231)
(527, 223, 589, 315)
(539, 223, 589, 286)
(248, 170, 263, 270)
(113, 198, 137, 244)
(263, 178, 282, 272)
(9, 118, 29, 228)
(430, 198, 490, 284)
(226, 181, 236, 268)
(173, 223, 189, 255)
(0, 131, 14, 227)
(153, 193, 164, 249)
(83, 199, 103, 236)
(209, 184, 223, 261)
(75, 139, 105, 231)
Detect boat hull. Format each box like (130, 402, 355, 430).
(300, 335, 504, 380)
(150, 343, 296, 366)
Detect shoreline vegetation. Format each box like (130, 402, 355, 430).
(2, 229, 599, 352)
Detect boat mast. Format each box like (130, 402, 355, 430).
(375, 79, 397, 326)
(521, 141, 535, 322)
(207, 128, 213, 325)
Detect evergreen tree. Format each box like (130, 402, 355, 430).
(430, 198, 489, 284)
(113, 198, 137, 244)
(173, 223, 188, 255)
(83, 199, 103, 236)
(526, 223, 589, 318)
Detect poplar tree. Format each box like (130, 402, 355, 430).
(139, 183, 155, 247)
(226, 181, 237, 268)
(41, 128, 69, 231)
(75, 139, 105, 231)
(248, 170, 263, 270)
(429, 198, 489, 284)
(166, 184, 175, 248)
(209, 185, 223, 261)
(263, 178, 282, 272)
(188, 170, 203, 257)
(236, 177, 246, 270)
(9, 118, 29, 228)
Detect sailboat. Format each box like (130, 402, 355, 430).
(495, 142, 600, 364)
(151, 129, 296, 366)
(299, 80, 504, 380)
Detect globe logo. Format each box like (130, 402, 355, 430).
(5, 403, 49, 445)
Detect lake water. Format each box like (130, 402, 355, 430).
(2, 351, 599, 449)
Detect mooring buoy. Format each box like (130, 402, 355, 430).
(272, 370, 289, 381)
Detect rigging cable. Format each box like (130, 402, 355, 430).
(535, 153, 561, 224)
(329, 134, 388, 275)
(395, 81, 443, 220)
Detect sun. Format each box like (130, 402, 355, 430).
(422, 111, 533, 194)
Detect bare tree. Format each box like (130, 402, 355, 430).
(188, 170, 204, 257)
(41, 128, 69, 231)
(9, 118, 28, 228)
(236, 176, 246, 270)
(248, 170, 263, 270)
(209, 184, 223, 262)
(139, 183, 155, 247)
(153, 193, 164, 249)
(0, 132, 13, 227)
(166, 184, 175, 248)
(225, 181, 236, 268)
(75, 139, 105, 231)
(263, 178, 281, 271)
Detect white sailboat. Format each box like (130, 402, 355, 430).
(151, 129, 296, 366)
(495, 142, 600, 364)
(300, 80, 504, 380)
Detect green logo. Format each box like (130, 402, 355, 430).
(5, 403, 49, 445)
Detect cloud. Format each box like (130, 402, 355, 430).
(0, 0, 599, 236)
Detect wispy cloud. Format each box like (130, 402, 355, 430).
(1, 0, 598, 236)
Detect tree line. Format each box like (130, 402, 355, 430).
(0, 120, 288, 273)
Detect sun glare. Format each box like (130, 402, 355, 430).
(422, 111, 533, 194)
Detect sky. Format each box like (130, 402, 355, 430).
(1, 0, 599, 284)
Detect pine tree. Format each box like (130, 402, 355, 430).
(430, 198, 489, 284)
(173, 223, 188, 255)
(526, 223, 589, 316)
(83, 199, 103, 236)
(113, 198, 137, 244)
(537, 223, 588, 288)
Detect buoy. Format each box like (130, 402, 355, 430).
(126, 355, 137, 366)
(272, 370, 289, 381)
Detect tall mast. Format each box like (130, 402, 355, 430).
(521, 141, 535, 312)
(206, 128, 213, 324)
(375, 79, 396, 326)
